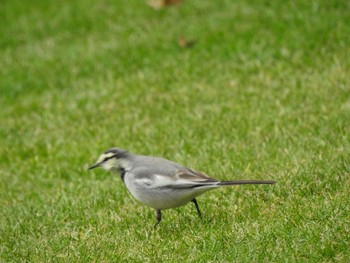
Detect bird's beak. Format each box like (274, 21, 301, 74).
(88, 162, 101, 170)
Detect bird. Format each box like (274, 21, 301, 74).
(88, 147, 276, 228)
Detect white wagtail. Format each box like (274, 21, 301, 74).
(89, 148, 276, 227)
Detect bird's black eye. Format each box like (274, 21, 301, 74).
(103, 155, 116, 162)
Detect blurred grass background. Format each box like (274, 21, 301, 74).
(0, 0, 349, 261)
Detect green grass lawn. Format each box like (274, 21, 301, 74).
(1, 0, 349, 261)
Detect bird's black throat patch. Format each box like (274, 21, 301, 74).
(119, 167, 126, 183)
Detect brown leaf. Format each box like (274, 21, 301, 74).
(178, 36, 196, 48)
(148, 0, 182, 9)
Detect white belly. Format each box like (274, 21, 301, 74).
(123, 174, 216, 209)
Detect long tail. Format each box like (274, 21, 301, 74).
(218, 180, 276, 186)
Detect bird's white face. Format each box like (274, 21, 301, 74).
(100, 154, 119, 171)
(89, 152, 120, 172)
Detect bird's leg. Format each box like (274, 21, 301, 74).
(154, 209, 162, 229)
(191, 198, 202, 218)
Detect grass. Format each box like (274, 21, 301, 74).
(1, 0, 349, 261)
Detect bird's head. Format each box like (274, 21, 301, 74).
(88, 148, 129, 172)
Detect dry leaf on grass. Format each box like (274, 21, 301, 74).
(148, 0, 182, 9)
